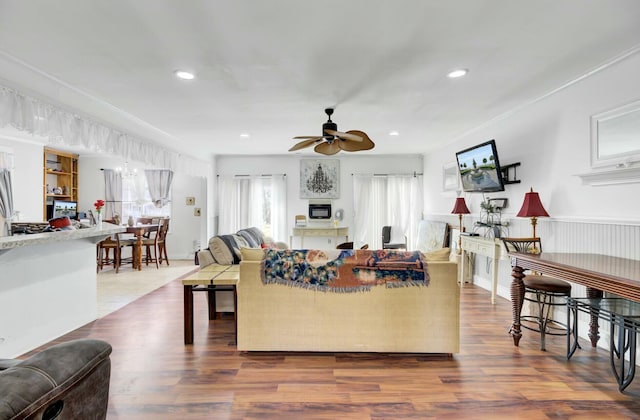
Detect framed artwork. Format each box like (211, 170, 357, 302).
(442, 162, 461, 192)
(300, 159, 340, 198)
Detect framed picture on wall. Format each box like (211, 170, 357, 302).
(300, 159, 340, 198)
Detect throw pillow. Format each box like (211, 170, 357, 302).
(237, 228, 261, 248)
(208, 234, 249, 265)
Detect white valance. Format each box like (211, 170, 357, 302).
(0, 84, 209, 177)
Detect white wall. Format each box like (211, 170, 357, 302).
(424, 51, 640, 225)
(215, 154, 423, 246)
(0, 137, 45, 222)
(422, 48, 640, 303)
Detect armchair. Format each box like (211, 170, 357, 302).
(382, 225, 407, 250)
(0, 339, 112, 420)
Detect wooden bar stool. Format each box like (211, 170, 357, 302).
(502, 237, 572, 351)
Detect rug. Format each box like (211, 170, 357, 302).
(262, 249, 429, 292)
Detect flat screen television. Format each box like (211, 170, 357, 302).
(456, 140, 505, 192)
(52, 200, 78, 220)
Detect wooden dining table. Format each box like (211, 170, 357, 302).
(123, 224, 159, 270)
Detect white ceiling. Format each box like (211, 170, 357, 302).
(1, 0, 640, 160)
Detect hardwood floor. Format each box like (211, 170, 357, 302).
(27, 276, 640, 419)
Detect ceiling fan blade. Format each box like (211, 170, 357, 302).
(289, 137, 322, 152)
(324, 129, 363, 142)
(339, 130, 375, 152)
(293, 135, 323, 139)
(314, 141, 341, 155)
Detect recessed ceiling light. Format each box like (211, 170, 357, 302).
(239, 133, 250, 138)
(389, 131, 400, 136)
(174, 70, 195, 80)
(447, 69, 468, 78)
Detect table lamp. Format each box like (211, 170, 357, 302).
(516, 187, 549, 241)
(451, 197, 471, 254)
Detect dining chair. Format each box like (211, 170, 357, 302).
(97, 233, 134, 273)
(157, 218, 170, 265)
(141, 224, 161, 269)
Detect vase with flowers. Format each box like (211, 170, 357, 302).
(94, 199, 105, 227)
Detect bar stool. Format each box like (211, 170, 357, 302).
(502, 237, 572, 351)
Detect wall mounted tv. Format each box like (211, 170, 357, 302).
(455, 140, 505, 192)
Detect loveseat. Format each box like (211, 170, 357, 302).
(237, 247, 460, 354)
(0, 339, 112, 420)
(197, 227, 287, 268)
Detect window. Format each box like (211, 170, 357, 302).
(217, 175, 287, 242)
(104, 168, 172, 223)
(352, 174, 423, 249)
(121, 174, 171, 221)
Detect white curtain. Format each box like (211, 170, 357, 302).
(144, 169, 174, 207)
(103, 169, 122, 219)
(218, 175, 287, 242)
(269, 174, 287, 243)
(0, 150, 15, 236)
(353, 174, 423, 249)
(0, 84, 209, 177)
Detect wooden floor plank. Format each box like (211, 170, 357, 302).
(24, 273, 640, 419)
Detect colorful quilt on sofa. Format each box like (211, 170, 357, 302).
(262, 249, 429, 292)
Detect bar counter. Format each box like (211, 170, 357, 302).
(0, 223, 124, 357)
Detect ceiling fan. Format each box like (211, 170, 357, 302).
(288, 108, 375, 155)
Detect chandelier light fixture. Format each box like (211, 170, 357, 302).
(116, 162, 137, 179)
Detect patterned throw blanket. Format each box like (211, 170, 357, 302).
(262, 249, 429, 293)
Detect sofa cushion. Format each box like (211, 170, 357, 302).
(209, 234, 249, 265)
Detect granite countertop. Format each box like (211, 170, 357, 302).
(0, 222, 125, 251)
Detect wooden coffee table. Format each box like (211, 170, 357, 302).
(182, 264, 239, 345)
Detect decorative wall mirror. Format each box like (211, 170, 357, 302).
(591, 99, 640, 168)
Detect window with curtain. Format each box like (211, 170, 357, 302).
(352, 174, 423, 249)
(104, 169, 172, 222)
(122, 174, 172, 220)
(217, 175, 287, 242)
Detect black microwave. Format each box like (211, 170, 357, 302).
(308, 203, 332, 219)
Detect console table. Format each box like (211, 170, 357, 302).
(460, 235, 503, 304)
(507, 252, 640, 348)
(290, 226, 348, 248)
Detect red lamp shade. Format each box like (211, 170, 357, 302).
(516, 188, 549, 218)
(517, 187, 549, 242)
(451, 197, 471, 215)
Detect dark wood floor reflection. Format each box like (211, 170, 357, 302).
(31, 278, 640, 419)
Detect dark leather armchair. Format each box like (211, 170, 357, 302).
(382, 225, 407, 250)
(0, 339, 112, 420)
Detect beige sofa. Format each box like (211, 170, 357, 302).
(237, 248, 460, 354)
